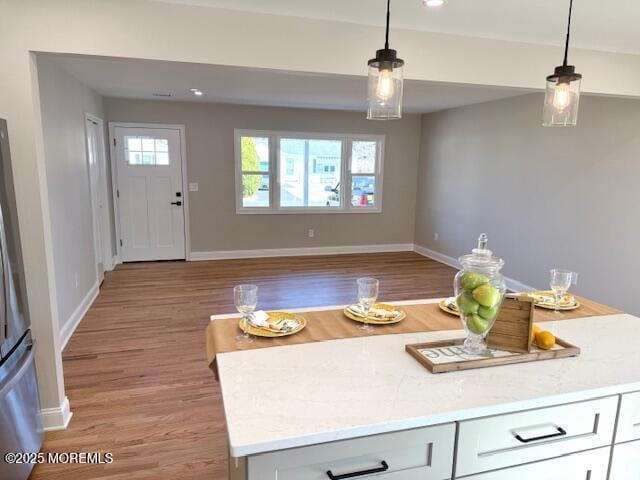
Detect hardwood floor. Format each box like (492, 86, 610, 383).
(31, 252, 456, 480)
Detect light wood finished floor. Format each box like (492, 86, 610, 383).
(31, 252, 456, 480)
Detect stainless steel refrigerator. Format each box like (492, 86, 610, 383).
(0, 119, 44, 479)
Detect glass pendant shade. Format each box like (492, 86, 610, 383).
(367, 49, 404, 120)
(542, 66, 582, 127)
(542, 0, 581, 127)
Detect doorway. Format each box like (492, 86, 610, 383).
(110, 124, 187, 262)
(85, 114, 112, 280)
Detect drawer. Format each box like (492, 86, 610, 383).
(459, 447, 610, 480)
(616, 391, 640, 443)
(247, 423, 455, 480)
(363, 466, 448, 480)
(455, 396, 617, 477)
(610, 440, 640, 479)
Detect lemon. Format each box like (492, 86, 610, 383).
(535, 330, 555, 350)
(530, 324, 542, 342)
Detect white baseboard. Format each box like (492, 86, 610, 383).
(413, 244, 537, 292)
(60, 281, 99, 351)
(42, 396, 73, 431)
(104, 255, 117, 272)
(413, 244, 459, 270)
(189, 243, 415, 261)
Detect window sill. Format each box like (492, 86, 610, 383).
(235, 207, 382, 215)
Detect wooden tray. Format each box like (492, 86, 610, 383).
(406, 337, 580, 374)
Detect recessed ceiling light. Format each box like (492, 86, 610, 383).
(423, 0, 445, 7)
(193, 90, 203, 96)
(189, 88, 199, 92)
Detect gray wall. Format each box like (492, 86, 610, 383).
(104, 99, 422, 252)
(415, 93, 640, 314)
(37, 57, 103, 336)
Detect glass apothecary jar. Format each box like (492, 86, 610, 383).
(454, 233, 506, 354)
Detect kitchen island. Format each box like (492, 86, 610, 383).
(214, 300, 640, 479)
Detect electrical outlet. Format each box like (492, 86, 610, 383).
(308, 229, 315, 238)
(188, 182, 199, 192)
(434, 232, 439, 242)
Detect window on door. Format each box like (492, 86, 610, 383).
(235, 130, 384, 213)
(125, 136, 170, 166)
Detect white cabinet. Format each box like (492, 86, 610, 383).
(455, 396, 618, 477)
(459, 447, 610, 480)
(247, 423, 455, 480)
(616, 391, 640, 443)
(242, 395, 625, 480)
(610, 441, 640, 480)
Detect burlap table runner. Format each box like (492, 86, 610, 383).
(206, 296, 619, 374)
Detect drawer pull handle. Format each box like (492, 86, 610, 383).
(326, 461, 389, 479)
(514, 426, 567, 443)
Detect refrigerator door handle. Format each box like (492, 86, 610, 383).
(0, 207, 7, 344)
(0, 341, 35, 398)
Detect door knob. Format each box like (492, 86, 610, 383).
(171, 201, 182, 206)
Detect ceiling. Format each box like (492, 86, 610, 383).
(47, 55, 530, 114)
(153, 0, 640, 55)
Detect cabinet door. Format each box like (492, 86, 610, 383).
(248, 423, 455, 480)
(616, 391, 640, 443)
(610, 441, 640, 480)
(460, 447, 610, 480)
(455, 396, 617, 476)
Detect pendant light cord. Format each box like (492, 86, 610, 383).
(385, 0, 391, 49)
(563, 0, 574, 66)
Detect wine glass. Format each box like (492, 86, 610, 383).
(357, 278, 379, 332)
(549, 269, 578, 313)
(234, 284, 258, 343)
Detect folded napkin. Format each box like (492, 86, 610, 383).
(529, 292, 576, 307)
(348, 304, 400, 319)
(248, 311, 300, 333)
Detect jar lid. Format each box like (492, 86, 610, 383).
(458, 233, 504, 271)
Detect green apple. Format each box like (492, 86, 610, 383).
(478, 304, 499, 321)
(456, 292, 479, 315)
(472, 283, 501, 308)
(467, 314, 489, 334)
(460, 271, 490, 291)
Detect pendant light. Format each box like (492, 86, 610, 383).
(367, 0, 404, 120)
(542, 0, 582, 127)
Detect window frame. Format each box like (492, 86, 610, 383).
(234, 129, 385, 214)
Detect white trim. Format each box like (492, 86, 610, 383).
(412, 244, 537, 292)
(42, 396, 73, 431)
(108, 122, 190, 261)
(234, 208, 383, 215)
(504, 276, 539, 293)
(412, 244, 460, 270)
(190, 243, 414, 261)
(59, 281, 99, 351)
(234, 129, 384, 214)
(108, 123, 123, 261)
(84, 113, 113, 275)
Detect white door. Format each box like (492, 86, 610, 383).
(85, 116, 106, 280)
(113, 126, 186, 262)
